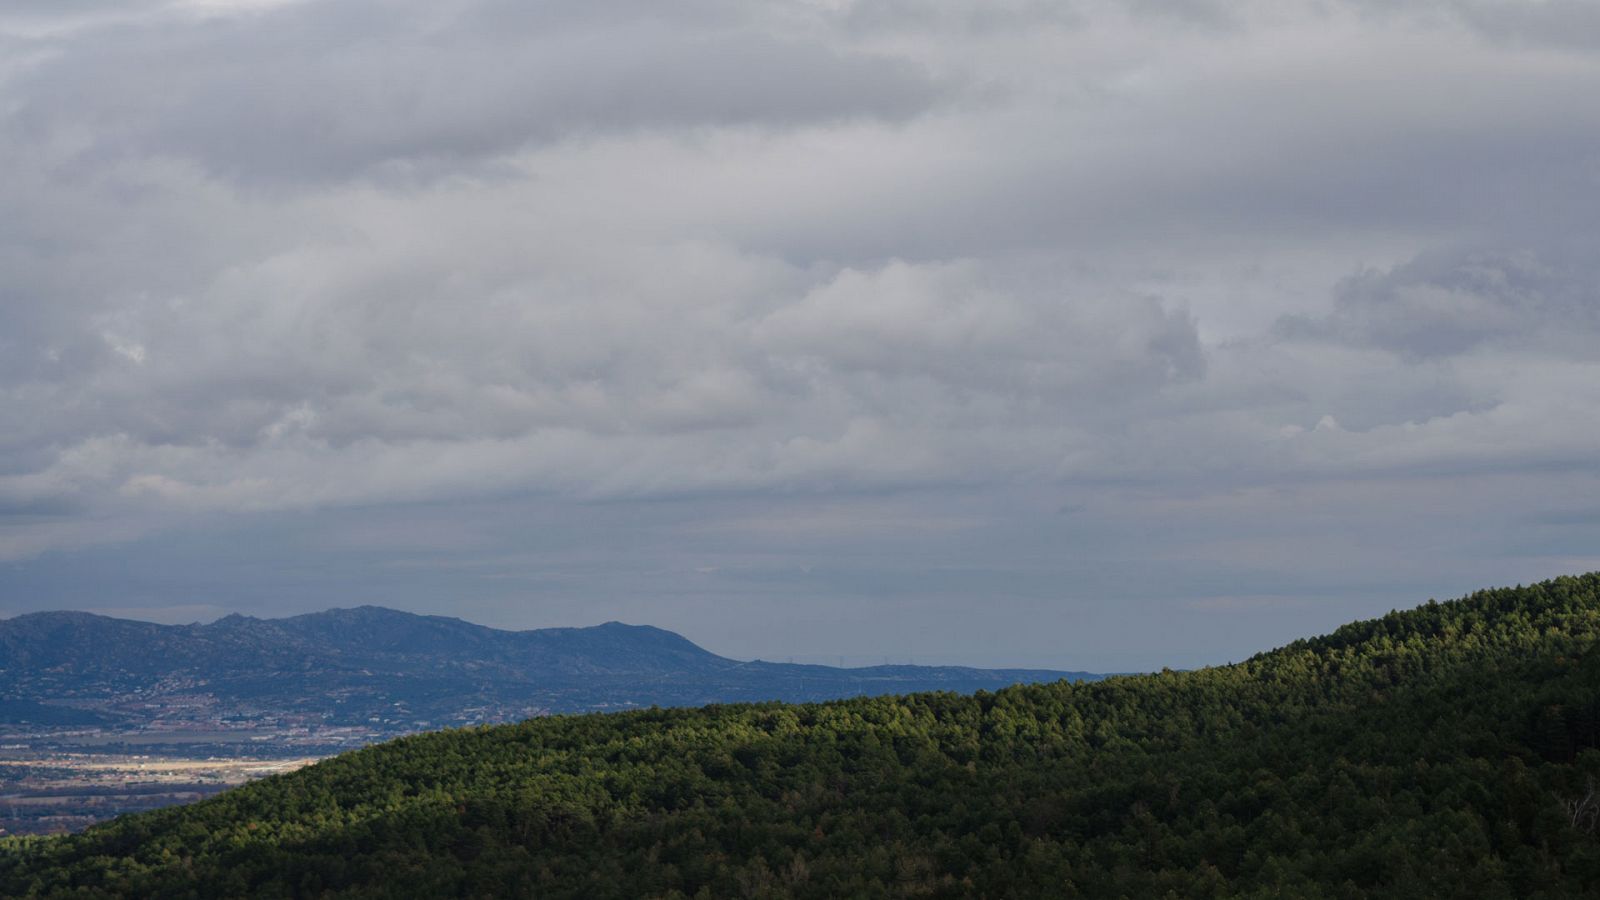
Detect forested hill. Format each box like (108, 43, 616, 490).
(0, 607, 1088, 725)
(6, 576, 1600, 898)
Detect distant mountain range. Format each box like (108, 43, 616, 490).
(0, 607, 1096, 730)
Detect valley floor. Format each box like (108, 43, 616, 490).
(0, 750, 320, 835)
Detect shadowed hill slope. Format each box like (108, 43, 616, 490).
(5, 575, 1600, 897)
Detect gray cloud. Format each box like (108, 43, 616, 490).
(1283, 247, 1600, 359)
(1395, 0, 1600, 52)
(8, 1, 943, 183)
(0, 0, 1597, 666)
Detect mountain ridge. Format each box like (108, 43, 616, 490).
(0, 606, 1095, 728)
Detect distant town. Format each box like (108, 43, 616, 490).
(0, 715, 517, 835)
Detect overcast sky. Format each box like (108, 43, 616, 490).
(2, 0, 1598, 670)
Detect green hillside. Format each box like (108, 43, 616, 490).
(5, 575, 1600, 898)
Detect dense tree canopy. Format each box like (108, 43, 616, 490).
(5, 575, 1600, 898)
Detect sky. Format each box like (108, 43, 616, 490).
(1, 0, 1598, 671)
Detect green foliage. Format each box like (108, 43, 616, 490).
(6, 575, 1600, 898)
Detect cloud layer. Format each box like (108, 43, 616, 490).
(1, 0, 1597, 666)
